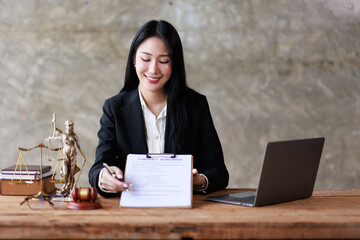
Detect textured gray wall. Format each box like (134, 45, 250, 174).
(1, 0, 359, 190)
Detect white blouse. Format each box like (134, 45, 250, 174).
(138, 86, 167, 154)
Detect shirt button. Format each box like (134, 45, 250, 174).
(155, 135, 159, 140)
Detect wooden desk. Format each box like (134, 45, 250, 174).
(0, 189, 359, 239)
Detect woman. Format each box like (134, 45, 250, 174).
(88, 20, 229, 197)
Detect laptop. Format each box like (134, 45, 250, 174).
(206, 137, 325, 207)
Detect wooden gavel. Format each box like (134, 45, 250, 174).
(71, 187, 98, 202)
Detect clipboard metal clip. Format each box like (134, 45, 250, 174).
(146, 153, 176, 158)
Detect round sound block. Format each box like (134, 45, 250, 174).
(66, 200, 102, 210)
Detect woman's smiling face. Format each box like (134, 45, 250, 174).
(134, 36, 172, 96)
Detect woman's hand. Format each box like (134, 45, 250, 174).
(192, 168, 206, 187)
(100, 166, 129, 192)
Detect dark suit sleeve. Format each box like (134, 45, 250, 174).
(88, 99, 121, 198)
(195, 95, 229, 194)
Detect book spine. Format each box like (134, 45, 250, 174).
(0, 177, 56, 196)
(1, 171, 41, 175)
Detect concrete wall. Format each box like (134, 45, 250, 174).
(1, 0, 359, 190)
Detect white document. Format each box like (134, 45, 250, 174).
(120, 154, 193, 207)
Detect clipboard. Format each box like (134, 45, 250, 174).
(120, 154, 193, 208)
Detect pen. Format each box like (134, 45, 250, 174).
(102, 163, 130, 193)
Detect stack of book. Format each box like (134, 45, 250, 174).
(0, 165, 56, 196)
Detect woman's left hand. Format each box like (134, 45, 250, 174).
(192, 168, 206, 187)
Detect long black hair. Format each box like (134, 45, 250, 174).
(121, 20, 188, 153)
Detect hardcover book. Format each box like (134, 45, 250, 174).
(1, 165, 51, 175)
(0, 171, 54, 180)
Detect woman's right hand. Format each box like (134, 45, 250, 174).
(100, 166, 129, 192)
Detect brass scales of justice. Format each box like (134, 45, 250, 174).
(12, 143, 63, 193)
(13, 139, 66, 209)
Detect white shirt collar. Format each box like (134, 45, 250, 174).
(138, 86, 146, 110)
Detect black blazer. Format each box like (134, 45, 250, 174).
(89, 87, 229, 197)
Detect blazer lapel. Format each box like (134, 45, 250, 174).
(120, 89, 148, 153)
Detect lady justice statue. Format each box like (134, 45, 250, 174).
(48, 113, 86, 197)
